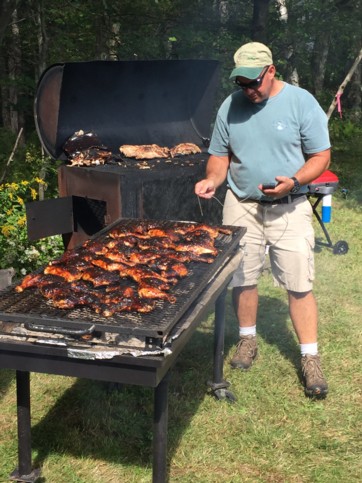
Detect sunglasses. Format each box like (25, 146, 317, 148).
(234, 66, 270, 90)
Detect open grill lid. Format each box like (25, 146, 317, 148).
(34, 60, 220, 160)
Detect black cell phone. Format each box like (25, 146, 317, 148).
(262, 183, 277, 189)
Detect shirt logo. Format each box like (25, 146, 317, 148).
(273, 120, 287, 131)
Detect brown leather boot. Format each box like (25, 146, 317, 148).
(301, 354, 328, 398)
(230, 335, 258, 370)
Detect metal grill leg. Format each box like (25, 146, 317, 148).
(208, 288, 236, 402)
(10, 371, 41, 482)
(153, 374, 169, 483)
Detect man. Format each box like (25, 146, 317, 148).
(195, 42, 330, 398)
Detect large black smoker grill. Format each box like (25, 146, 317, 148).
(32, 59, 224, 248)
(0, 60, 244, 482)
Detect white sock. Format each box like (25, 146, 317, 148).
(300, 342, 318, 356)
(239, 325, 256, 337)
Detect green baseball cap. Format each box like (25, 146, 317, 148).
(230, 42, 273, 80)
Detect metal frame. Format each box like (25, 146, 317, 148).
(308, 194, 349, 255)
(0, 253, 241, 483)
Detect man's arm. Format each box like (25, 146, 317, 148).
(195, 155, 230, 199)
(288, 148, 331, 186)
(260, 148, 331, 196)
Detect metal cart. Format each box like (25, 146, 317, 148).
(308, 170, 349, 255)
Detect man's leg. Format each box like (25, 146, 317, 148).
(288, 290, 328, 397)
(233, 285, 258, 328)
(288, 290, 317, 343)
(230, 285, 259, 369)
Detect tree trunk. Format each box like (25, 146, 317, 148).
(347, 57, 361, 118)
(251, 0, 271, 42)
(327, 47, 362, 119)
(275, 0, 299, 86)
(0, 0, 20, 45)
(312, 34, 330, 96)
(7, 8, 22, 134)
(35, 0, 48, 81)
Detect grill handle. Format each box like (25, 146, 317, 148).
(24, 323, 95, 337)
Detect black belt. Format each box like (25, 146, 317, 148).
(252, 194, 306, 205)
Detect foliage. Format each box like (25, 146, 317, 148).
(329, 116, 362, 148)
(0, 129, 60, 192)
(0, 178, 63, 276)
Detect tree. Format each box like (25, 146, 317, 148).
(0, 0, 21, 44)
(252, 0, 271, 42)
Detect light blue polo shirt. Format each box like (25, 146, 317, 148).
(208, 83, 331, 200)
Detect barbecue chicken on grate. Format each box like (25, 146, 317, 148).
(15, 221, 231, 317)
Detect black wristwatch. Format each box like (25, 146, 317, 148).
(290, 176, 301, 194)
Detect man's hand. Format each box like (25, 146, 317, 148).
(195, 179, 216, 199)
(258, 176, 294, 197)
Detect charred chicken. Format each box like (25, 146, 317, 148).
(15, 221, 231, 316)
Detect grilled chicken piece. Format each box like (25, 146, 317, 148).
(128, 250, 161, 265)
(130, 298, 156, 313)
(82, 240, 109, 255)
(81, 266, 122, 287)
(102, 286, 135, 302)
(101, 296, 156, 316)
(41, 283, 104, 312)
(139, 277, 172, 292)
(48, 295, 79, 310)
(119, 144, 170, 159)
(138, 284, 176, 303)
(107, 232, 139, 246)
(148, 259, 188, 279)
(137, 235, 217, 257)
(126, 267, 176, 284)
(68, 148, 112, 167)
(91, 258, 129, 276)
(170, 143, 202, 157)
(165, 262, 188, 278)
(102, 250, 135, 266)
(146, 228, 181, 241)
(149, 247, 214, 264)
(174, 223, 231, 238)
(44, 264, 84, 282)
(174, 241, 218, 257)
(137, 237, 175, 251)
(15, 273, 63, 292)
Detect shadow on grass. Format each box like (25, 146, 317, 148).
(29, 311, 217, 478)
(0, 368, 15, 400)
(223, 290, 301, 375)
(25, 290, 301, 477)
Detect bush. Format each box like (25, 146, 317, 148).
(0, 178, 64, 278)
(329, 116, 362, 149)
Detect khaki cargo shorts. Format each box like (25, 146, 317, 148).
(223, 189, 315, 293)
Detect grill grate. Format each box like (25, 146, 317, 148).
(0, 220, 243, 339)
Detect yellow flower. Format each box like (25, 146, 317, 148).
(30, 188, 37, 200)
(18, 216, 27, 226)
(6, 209, 13, 216)
(1, 225, 15, 237)
(17, 196, 25, 205)
(21, 180, 29, 186)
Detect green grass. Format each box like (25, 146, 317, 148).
(1, 145, 361, 482)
